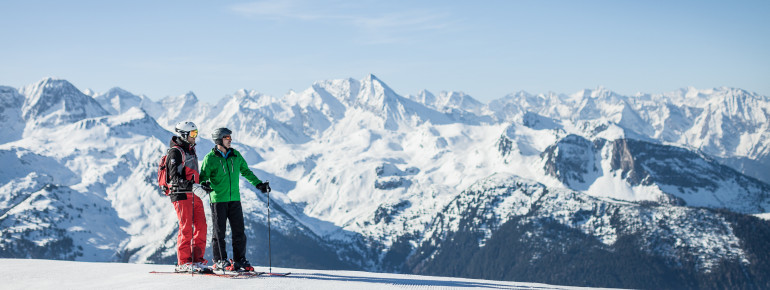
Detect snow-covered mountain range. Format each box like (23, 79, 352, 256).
(1, 75, 769, 289)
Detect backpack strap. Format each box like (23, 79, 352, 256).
(169, 146, 186, 164)
(168, 146, 186, 181)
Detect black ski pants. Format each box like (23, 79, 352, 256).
(210, 201, 247, 262)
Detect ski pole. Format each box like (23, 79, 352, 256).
(212, 202, 226, 274)
(191, 190, 194, 276)
(267, 186, 272, 274)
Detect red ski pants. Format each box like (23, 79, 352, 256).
(172, 193, 207, 265)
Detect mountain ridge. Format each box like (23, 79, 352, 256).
(1, 76, 769, 289)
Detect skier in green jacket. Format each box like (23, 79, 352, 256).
(199, 127, 271, 272)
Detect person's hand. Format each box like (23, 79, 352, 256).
(201, 181, 213, 193)
(256, 182, 271, 194)
(192, 183, 211, 198)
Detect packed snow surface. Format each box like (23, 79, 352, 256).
(0, 258, 601, 290)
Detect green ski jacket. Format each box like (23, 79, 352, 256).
(199, 147, 262, 203)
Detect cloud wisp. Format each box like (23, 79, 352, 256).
(228, 0, 452, 44)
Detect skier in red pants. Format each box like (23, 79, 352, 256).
(166, 121, 212, 273)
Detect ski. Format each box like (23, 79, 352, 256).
(263, 272, 291, 276)
(150, 270, 264, 279)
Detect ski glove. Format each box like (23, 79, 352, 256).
(256, 182, 271, 194)
(192, 183, 208, 198)
(200, 181, 213, 193)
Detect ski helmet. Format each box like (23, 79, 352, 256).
(175, 121, 198, 139)
(212, 127, 232, 146)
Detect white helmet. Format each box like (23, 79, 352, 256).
(175, 121, 198, 139)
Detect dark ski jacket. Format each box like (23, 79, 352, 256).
(166, 136, 199, 202)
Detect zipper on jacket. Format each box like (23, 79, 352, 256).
(229, 156, 234, 200)
(219, 157, 232, 202)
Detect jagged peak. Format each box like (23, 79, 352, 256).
(311, 77, 361, 102)
(361, 74, 401, 95)
(417, 89, 432, 95)
(508, 90, 534, 98)
(104, 87, 135, 96)
(161, 91, 199, 105)
(363, 73, 380, 83)
(34, 77, 68, 86)
(95, 87, 142, 102)
(411, 89, 437, 105)
(19, 78, 109, 126)
(355, 74, 401, 110)
(440, 91, 481, 105)
(572, 86, 618, 100)
(654, 86, 769, 107)
(183, 91, 197, 100)
(711, 87, 765, 100)
(220, 89, 267, 109)
(229, 89, 275, 110)
(360, 74, 393, 92)
(232, 88, 262, 99)
(20, 77, 99, 107)
(22, 77, 83, 97)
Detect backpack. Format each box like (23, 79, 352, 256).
(157, 146, 184, 195)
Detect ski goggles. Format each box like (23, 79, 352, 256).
(189, 130, 198, 138)
(223, 135, 232, 140)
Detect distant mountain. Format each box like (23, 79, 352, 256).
(20, 78, 109, 129)
(538, 136, 770, 213)
(1, 76, 769, 289)
(0, 86, 25, 143)
(409, 174, 770, 289)
(95, 87, 163, 117)
(489, 87, 770, 182)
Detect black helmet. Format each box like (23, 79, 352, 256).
(212, 127, 232, 146)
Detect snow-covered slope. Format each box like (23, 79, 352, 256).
(1, 258, 587, 290)
(1, 108, 173, 261)
(1, 76, 769, 289)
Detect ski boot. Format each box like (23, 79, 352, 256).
(194, 260, 213, 274)
(175, 262, 194, 273)
(232, 258, 255, 272)
(213, 259, 232, 271)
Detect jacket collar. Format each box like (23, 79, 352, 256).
(211, 147, 237, 158)
(170, 136, 195, 153)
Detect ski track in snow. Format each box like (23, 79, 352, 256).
(0, 258, 601, 290)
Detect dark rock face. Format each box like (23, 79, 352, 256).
(540, 136, 769, 212)
(542, 135, 601, 189)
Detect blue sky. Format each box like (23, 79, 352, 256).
(1, 0, 768, 103)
